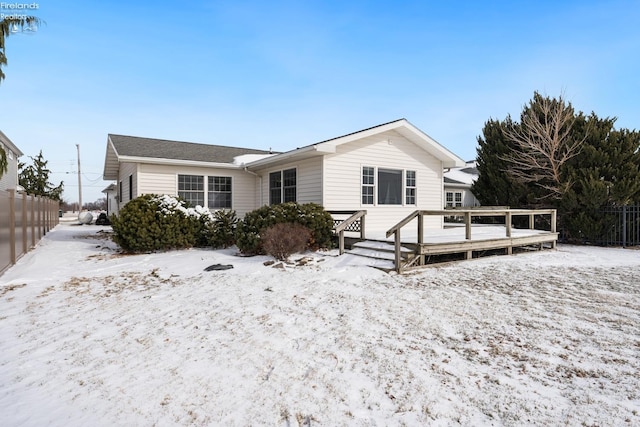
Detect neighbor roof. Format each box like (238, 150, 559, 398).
(444, 161, 478, 186)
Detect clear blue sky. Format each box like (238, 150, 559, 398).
(1, 0, 639, 204)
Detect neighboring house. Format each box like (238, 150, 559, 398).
(102, 183, 118, 216)
(102, 119, 465, 234)
(443, 160, 480, 208)
(0, 130, 23, 192)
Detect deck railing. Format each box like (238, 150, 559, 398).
(386, 208, 557, 273)
(329, 210, 367, 254)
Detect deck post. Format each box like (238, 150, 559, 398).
(9, 190, 16, 265)
(395, 230, 402, 273)
(360, 215, 366, 239)
(339, 230, 345, 255)
(506, 211, 512, 237)
(417, 212, 424, 266)
(551, 210, 557, 249)
(529, 213, 535, 229)
(464, 212, 471, 240)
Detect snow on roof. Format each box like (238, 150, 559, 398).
(444, 161, 478, 185)
(233, 153, 277, 165)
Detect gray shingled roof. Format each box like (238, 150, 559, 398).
(108, 134, 273, 163)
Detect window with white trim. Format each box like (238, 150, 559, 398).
(362, 166, 374, 204)
(405, 170, 416, 205)
(208, 176, 232, 209)
(270, 168, 296, 205)
(378, 168, 403, 205)
(362, 166, 417, 206)
(178, 174, 204, 207)
(446, 191, 463, 207)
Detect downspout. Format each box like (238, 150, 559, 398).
(243, 167, 263, 206)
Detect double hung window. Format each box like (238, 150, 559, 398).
(270, 168, 296, 204)
(179, 174, 233, 209)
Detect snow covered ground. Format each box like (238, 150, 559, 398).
(1, 223, 639, 426)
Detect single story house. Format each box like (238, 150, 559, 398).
(102, 119, 465, 234)
(443, 160, 480, 208)
(0, 130, 23, 192)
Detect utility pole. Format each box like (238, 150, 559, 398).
(76, 144, 82, 211)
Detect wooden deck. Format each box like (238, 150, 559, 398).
(332, 208, 558, 273)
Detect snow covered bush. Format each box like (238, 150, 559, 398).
(111, 194, 207, 253)
(235, 202, 333, 255)
(261, 222, 311, 261)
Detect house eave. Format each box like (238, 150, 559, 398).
(121, 156, 243, 169)
(244, 144, 335, 170)
(103, 152, 243, 181)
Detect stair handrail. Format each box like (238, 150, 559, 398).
(385, 210, 421, 273)
(333, 210, 367, 254)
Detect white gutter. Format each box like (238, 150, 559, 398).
(118, 156, 243, 169)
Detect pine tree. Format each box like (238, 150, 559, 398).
(0, 147, 6, 178)
(18, 150, 64, 201)
(475, 91, 640, 242)
(561, 115, 640, 241)
(472, 117, 530, 207)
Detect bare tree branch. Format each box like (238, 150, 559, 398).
(501, 93, 587, 201)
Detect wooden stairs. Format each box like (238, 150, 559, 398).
(344, 240, 417, 271)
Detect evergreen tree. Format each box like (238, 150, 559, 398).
(561, 115, 640, 241)
(475, 92, 640, 242)
(18, 150, 64, 201)
(472, 117, 530, 207)
(0, 146, 6, 178)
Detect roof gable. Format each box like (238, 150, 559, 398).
(103, 120, 466, 180)
(244, 119, 465, 169)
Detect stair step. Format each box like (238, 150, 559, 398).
(347, 247, 400, 261)
(351, 240, 414, 254)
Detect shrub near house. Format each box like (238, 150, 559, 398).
(111, 195, 333, 256)
(235, 202, 334, 255)
(111, 194, 202, 253)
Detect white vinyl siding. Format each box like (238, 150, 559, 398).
(255, 157, 323, 207)
(136, 163, 258, 216)
(118, 162, 137, 205)
(323, 130, 443, 233)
